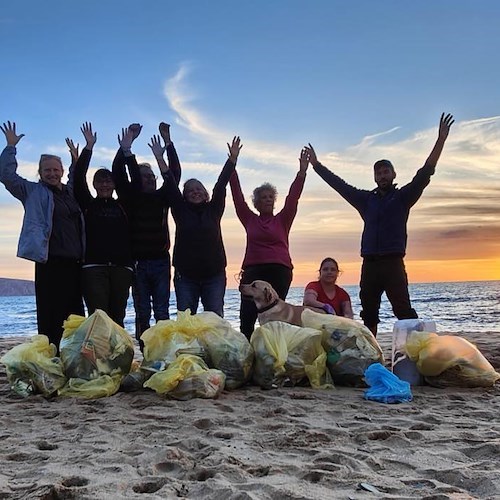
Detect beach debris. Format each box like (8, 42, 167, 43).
(364, 363, 413, 403)
(58, 309, 135, 398)
(144, 353, 225, 399)
(358, 482, 381, 493)
(301, 309, 384, 386)
(0, 334, 66, 397)
(141, 310, 253, 389)
(251, 320, 333, 390)
(405, 332, 500, 388)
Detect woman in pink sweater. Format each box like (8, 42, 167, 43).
(230, 148, 309, 338)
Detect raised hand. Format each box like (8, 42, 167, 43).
(227, 136, 242, 163)
(438, 113, 455, 141)
(148, 134, 165, 159)
(305, 143, 318, 165)
(159, 122, 171, 146)
(299, 147, 310, 173)
(129, 123, 142, 142)
(65, 138, 80, 161)
(118, 127, 136, 150)
(0, 121, 25, 146)
(80, 121, 97, 150)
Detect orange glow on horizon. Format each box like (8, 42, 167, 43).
(1, 257, 499, 289)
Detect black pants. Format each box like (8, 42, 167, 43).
(359, 256, 417, 331)
(239, 263, 293, 339)
(82, 265, 133, 327)
(35, 258, 84, 349)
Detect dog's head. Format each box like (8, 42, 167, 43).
(239, 280, 279, 309)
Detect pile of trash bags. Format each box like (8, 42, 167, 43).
(135, 310, 254, 398)
(2, 307, 498, 401)
(0, 310, 135, 399)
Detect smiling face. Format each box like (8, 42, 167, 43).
(93, 170, 115, 199)
(39, 157, 64, 189)
(183, 179, 209, 204)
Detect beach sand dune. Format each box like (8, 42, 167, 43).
(0, 331, 499, 499)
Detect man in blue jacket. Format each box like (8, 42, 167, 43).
(306, 113, 454, 336)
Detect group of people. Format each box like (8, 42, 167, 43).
(0, 112, 453, 349)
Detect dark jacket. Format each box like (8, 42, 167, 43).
(112, 144, 181, 260)
(165, 158, 236, 279)
(313, 162, 435, 256)
(73, 148, 133, 267)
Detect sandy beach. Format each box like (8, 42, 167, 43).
(0, 330, 499, 500)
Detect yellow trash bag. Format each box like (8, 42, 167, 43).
(142, 310, 253, 389)
(301, 309, 384, 386)
(251, 321, 333, 390)
(195, 312, 254, 389)
(0, 335, 66, 397)
(59, 374, 123, 399)
(405, 332, 500, 388)
(141, 312, 204, 363)
(59, 310, 134, 398)
(144, 353, 225, 399)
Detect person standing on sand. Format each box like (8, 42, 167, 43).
(303, 257, 353, 318)
(112, 122, 181, 348)
(230, 148, 309, 339)
(149, 134, 242, 317)
(305, 113, 454, 336)
(0, 121, 85, 348)
(70, 122, 134, 326)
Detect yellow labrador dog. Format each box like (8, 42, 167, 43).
(239, 280, 325, 327)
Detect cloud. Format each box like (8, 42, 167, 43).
(163, 64, 304, 172)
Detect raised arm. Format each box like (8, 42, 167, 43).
(112, 124, 142, 196)
(212, 136, 242, 206)
(65, 138, 79, 165)
(71, 122, 96, 207)
(278, 147, 309, 225)
(229, 170, 253, 225)
(424, 113, 454, 169)
(159, 122, 182, 185)
(305, 143, 368, 213)
(0, 121, 30, 200)
(148, 134, 169, 175)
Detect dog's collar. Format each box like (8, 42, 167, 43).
(257, 298, 279, 313)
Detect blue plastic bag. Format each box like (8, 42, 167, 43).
(364, 363, 413, 404)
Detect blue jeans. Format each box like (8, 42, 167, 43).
(174, 271, 226, 317)
(133, 256, 171, 338)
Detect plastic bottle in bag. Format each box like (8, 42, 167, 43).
(392, 319, 436, 385)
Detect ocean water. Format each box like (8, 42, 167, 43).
(0, 281, 498, 338)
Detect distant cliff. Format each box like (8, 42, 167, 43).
(0, 277, 35, 296)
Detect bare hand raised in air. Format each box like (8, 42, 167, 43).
(304, 143, 318, 165)
(299, 147, 310, 174)
(0, 121, 25, 146)
(438, 113, 455, 141)
(65, 138, 79, 161)
(118, 127, 136, 150)
(148, 135, 165, 159)
(227, 136, 242, 163)
(80, 121, 97, 150)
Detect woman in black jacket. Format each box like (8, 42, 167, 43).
(72, 122, 133, 326)
(149, 134, 242, 317)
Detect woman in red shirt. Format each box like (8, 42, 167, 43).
(303, 257, 353, 318)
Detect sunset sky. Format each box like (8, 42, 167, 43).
(1, 1, 499, 288)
